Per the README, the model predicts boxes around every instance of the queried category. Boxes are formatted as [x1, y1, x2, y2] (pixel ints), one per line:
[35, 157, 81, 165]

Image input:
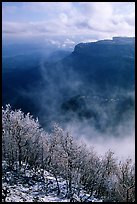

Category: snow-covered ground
[2, 165, 103, 202]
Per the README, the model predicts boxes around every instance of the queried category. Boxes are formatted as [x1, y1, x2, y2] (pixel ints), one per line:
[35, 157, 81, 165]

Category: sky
[2, 2, 135, 46]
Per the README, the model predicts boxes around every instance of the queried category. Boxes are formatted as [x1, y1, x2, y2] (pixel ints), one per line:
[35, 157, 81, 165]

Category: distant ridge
[73, 36, 135, 57]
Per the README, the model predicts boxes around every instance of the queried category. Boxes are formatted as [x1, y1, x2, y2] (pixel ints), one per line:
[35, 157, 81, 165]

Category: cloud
[2, 2, 135, 42]
[65, 118, 135, 161]
[22, 2, 73, 13]
[2, 4, 18, 16]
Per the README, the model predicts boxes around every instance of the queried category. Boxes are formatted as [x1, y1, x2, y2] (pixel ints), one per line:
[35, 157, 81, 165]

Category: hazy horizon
[2, 2, 135, 48]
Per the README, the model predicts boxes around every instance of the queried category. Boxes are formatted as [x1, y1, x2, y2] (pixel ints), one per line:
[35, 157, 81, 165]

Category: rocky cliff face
[63, 37, 135, 94]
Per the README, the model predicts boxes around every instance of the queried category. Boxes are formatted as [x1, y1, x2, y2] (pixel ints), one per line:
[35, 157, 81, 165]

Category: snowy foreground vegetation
[2, 105, 135, 202]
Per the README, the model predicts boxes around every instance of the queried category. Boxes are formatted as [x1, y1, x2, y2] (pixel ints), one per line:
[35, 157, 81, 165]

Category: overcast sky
[2, 2, 135, 46]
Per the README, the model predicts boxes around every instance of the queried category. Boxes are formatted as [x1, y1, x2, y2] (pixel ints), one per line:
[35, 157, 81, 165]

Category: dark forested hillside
[2, 37, 135, 132]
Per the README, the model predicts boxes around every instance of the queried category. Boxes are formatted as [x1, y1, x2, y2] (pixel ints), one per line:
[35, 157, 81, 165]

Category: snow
[3, 175, 69, 202]
[2, 167, 103, 202]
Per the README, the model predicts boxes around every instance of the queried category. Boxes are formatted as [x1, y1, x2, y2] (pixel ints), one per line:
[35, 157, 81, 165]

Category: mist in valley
[37, 55, 135, 161]
[3, 40, 135, 161]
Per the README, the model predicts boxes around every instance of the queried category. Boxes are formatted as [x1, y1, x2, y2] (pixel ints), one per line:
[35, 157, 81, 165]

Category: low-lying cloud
[64, 118, 135, 161]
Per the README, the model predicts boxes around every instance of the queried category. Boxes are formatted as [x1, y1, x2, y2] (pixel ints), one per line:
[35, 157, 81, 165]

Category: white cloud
[2, 2, 135, 41]
[64, 38, 75, 44]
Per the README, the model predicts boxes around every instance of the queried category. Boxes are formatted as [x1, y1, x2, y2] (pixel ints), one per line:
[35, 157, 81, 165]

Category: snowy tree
[2, 105, 18, 167]
[2, 105, 45, 171]
[79, 147, 102, 201]
[58, 130, 91, 200]
[95, 150, 117, 199]
[44, 123, 65, 195]
[115, 159, 135, 202]
[46, 124, 86, 199]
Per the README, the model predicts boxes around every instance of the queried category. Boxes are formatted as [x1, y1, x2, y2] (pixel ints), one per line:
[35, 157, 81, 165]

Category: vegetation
[2, 105, 135, 202]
